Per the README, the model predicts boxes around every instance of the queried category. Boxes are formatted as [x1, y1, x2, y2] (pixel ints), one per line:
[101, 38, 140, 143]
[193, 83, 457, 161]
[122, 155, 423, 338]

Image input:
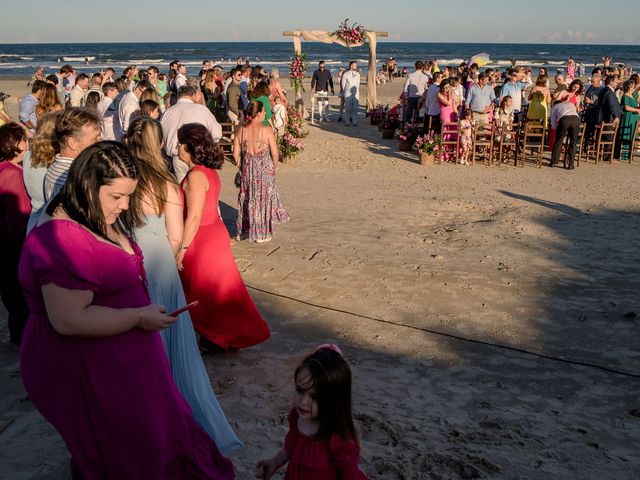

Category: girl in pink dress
[255, 345, 368, 480]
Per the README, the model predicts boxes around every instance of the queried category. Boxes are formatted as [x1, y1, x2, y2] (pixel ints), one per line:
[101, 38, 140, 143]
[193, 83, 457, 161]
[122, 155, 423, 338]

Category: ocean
[1, 42, 639, 77]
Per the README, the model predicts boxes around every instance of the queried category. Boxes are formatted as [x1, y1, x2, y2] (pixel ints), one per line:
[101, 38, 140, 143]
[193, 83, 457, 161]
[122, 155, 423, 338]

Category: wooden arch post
[282, 30, 388, 114]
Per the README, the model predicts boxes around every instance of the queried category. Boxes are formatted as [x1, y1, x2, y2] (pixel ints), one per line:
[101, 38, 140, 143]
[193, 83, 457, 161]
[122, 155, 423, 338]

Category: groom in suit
[598, 75, 622, 159]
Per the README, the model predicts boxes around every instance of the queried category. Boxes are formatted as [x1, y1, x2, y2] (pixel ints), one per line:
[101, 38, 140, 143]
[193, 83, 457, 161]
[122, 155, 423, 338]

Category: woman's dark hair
[250, 80, 271, 99]
[177, 123, 224, 169]
[438, 78, 450, 94]
[295, 347, 358, 443]
[243, 100, 265, 127]
[568, 78, 584, 95]
[46, 141, 140, 241]
[622, 80, 634, 94]
[0, 123, 28, 161]
[84, 91, 101, 111]
[140, 99, 159, 116]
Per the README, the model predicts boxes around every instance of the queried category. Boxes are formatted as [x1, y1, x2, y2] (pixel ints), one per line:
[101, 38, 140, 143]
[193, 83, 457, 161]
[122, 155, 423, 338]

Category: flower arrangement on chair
[332, 19, 368, 46]
[289, 53, 307, 94]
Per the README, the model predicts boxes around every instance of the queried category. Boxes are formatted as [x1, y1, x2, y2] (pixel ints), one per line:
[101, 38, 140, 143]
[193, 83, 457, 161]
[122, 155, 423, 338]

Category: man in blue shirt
[19, 80, 46, 133]
[465, 73, 495, 123]
[500, 68, 532, 123]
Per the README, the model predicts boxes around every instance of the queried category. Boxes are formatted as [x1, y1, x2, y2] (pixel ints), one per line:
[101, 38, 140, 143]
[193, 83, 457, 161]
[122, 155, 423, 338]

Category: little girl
[459, 109, 474, 165]
[255, 345, 368, 479]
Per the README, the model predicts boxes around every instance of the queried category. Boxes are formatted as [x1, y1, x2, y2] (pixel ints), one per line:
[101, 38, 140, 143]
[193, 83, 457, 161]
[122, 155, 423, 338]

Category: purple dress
[18, 220, 235, 479]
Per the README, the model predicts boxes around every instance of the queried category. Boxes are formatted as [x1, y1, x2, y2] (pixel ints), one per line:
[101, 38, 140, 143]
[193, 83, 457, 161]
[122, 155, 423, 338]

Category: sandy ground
[1, 76, 639, 479]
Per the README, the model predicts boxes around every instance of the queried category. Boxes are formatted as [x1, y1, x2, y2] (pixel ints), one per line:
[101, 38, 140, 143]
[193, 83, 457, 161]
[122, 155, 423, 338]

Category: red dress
[180, 166, 270, 349]
[284, 409, 368, 480]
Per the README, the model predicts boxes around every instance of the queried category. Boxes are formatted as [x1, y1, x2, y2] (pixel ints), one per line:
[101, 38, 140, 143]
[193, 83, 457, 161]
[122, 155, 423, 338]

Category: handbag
[234, 171, 242, 188]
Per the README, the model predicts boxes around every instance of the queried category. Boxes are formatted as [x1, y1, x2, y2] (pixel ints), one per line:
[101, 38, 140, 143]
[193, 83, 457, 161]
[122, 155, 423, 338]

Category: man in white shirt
[161, 83, 222, 182]
[174, 64, 187, 90]
[97, 82, 120, 141]
[402, 60, 429, 125]
[118, 79, 150, 135]
[549, 99, 580, 169]
[420, 72, 442, 133]
[69, 74, 89, 107]
[340, 61, 360, 126]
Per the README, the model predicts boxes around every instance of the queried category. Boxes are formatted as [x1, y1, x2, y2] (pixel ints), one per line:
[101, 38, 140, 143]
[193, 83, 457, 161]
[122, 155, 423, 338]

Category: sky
[2, 0, 639, 44]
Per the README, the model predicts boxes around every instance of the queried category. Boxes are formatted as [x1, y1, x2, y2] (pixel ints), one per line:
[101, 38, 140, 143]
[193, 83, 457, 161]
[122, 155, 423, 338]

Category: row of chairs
[432, 119, 636, 167]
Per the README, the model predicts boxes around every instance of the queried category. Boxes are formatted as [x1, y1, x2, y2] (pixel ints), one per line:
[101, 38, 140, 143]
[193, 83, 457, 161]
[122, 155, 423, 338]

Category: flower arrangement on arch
[413, 132, 443, 155]
[278, 106, 309, 158]
[332, 19, 367, 46]
[289, 52, 307, 94]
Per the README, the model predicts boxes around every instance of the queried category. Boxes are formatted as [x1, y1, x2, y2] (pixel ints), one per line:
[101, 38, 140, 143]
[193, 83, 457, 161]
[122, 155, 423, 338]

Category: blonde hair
[140, 88, 160, 104]
[31, 111, 61, 168]
[36, 83, 63, 119]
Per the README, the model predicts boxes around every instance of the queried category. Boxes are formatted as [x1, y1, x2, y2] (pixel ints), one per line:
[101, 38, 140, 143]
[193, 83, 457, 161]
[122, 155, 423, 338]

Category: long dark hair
[295, 347, 358, 443]
[177, 123, 224, 169]
[126, 116, 174, 218]
[46, 141, 140, 242]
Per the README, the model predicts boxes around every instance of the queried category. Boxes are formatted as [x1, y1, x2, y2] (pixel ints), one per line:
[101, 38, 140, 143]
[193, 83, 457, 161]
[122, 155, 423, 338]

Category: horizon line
[1, 40, 639, 47]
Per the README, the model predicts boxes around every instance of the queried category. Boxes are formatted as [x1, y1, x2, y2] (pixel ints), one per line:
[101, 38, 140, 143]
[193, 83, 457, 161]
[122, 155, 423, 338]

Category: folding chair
[471, 122, 494, 166]
[438, 121, 460, 164]
[495, 121, 519, 165]
[517, 121, 546, 168]
[218, 122, 235, 164]
[563, 122, 586, 168]
[594, 122, 618, 164]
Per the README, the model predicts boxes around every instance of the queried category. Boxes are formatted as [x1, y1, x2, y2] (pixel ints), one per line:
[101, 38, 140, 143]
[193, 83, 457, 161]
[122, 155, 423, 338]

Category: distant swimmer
[84, 57, 89, 65]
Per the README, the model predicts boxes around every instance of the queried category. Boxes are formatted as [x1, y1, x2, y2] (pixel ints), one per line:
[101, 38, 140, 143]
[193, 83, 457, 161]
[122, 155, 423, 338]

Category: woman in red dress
[176, 123, 270, 351]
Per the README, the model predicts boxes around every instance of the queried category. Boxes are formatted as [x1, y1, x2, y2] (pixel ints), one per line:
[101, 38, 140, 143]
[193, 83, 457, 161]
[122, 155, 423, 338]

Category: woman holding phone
[126, 117, 242, 455]
[18, 141, 234, 479]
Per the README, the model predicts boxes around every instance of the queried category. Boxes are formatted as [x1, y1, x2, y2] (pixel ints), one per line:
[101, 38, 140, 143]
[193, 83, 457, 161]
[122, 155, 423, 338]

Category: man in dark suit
[598, 75, 621, 123]
[597, 75, 621, 158]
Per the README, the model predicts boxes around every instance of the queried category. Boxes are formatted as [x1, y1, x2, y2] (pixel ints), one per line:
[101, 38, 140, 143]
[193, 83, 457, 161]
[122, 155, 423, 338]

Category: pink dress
[19, 220, 235, 479]
[284, 409, 368, 480]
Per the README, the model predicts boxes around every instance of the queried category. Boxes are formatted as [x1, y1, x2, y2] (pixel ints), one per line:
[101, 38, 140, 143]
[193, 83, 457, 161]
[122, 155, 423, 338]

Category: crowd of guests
[0, 59, 370, 478]
[400, 57, 639, 169]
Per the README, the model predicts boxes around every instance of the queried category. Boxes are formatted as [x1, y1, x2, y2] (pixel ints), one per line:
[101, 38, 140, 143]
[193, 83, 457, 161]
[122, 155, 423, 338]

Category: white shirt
[403, 70, 429, 98]
[160, 98, 223, 158]
[272, 103, 286, 129]
[550, 101, 578, 130]
[340, 70, 360, 100]
[69, 85, 86, 107]
[174, 73, 187, 90]
[44, 155, 74, 202]
[424, 83, 441, 116]
[97, 96, 121, 141]
[118, 91, 139, 133]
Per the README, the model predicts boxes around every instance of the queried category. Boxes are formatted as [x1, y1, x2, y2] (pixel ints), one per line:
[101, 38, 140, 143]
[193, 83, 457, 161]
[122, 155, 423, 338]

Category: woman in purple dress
[0, 123, 31, 344]
[19, 141, 235, 479]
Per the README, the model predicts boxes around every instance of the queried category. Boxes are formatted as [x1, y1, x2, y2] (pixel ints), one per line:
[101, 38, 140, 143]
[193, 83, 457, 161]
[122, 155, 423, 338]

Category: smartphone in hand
[168, 300, 199, 317]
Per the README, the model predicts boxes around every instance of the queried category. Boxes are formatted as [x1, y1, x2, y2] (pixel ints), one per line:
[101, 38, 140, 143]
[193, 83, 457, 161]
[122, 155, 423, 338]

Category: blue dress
[136, 213, 243, 456]
[21, 151, 47, 234]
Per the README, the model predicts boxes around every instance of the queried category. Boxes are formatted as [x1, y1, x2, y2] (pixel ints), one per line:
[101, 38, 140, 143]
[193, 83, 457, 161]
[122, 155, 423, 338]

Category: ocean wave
[128, 59, 164, 64]
[0, 54, 21, 58]
[538, 51, 550, 55]
[435, 59, 466, 65]
[547, 61, 565, 65]
[62, 56, 97, 62]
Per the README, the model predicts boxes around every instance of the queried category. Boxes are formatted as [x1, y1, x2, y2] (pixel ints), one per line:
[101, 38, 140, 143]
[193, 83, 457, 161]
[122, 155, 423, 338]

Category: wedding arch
[282, 26, 389, 112]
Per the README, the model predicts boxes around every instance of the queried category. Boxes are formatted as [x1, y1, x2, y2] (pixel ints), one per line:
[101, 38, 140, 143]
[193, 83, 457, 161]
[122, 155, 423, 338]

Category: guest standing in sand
[341, 61, 361, 126]
[176, 122, 270, 351]
[126, 117, 243, 454]
[43, 107, 102, 201]
[234, 100, 289, 243]
[118, 79, 150, 134]
[35, 83, 63, 119]
[19, 141, 234, 479]
[0, 123, 31, 345]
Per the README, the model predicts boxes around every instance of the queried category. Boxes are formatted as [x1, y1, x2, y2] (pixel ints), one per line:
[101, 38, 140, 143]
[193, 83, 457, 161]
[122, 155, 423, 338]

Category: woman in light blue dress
[126, 116, 242, 456]
[22, 111, 60, 233]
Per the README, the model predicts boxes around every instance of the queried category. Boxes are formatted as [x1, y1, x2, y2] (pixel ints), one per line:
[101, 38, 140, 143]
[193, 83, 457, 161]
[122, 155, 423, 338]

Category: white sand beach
[1, 76, 639, 479]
